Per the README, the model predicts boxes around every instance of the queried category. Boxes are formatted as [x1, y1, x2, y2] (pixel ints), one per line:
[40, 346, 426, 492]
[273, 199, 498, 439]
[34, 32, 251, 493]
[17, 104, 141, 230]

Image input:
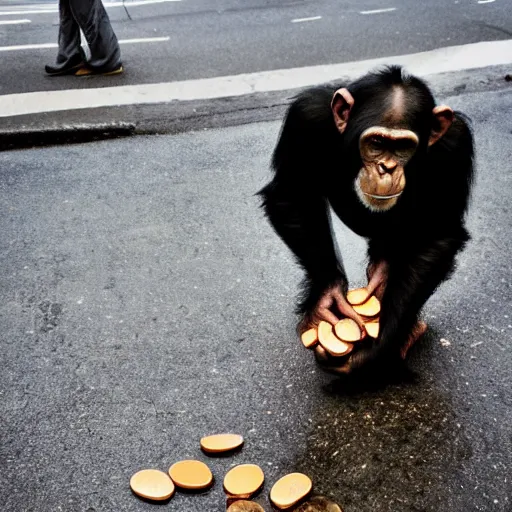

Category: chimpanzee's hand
[314, 341, 383, 375]
[312, 260, 391, 375]
[299, 280, 366, 333]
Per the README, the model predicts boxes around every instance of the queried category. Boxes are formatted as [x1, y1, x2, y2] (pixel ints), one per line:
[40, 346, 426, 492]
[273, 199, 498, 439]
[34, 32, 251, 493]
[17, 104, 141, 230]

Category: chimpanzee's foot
[400, 320, 427, 359]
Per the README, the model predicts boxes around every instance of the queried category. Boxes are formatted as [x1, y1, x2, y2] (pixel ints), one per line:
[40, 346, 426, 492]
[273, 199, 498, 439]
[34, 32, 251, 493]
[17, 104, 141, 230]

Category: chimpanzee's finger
[314, 346, 352, 375]
[337, 346, 381, 373]
[317, 307, 340, 326]
[314, 344, 329, 363]
[332, 291, 365, 330]
[366, 273, 384, 297]
[366, 261, 389, 297]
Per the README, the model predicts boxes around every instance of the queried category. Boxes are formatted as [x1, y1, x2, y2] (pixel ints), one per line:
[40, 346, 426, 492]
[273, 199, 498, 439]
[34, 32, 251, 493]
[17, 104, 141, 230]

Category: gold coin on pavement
[270, 472, 312, 509]
[130, 469, 175, 501]
[200, 433, 244, 454]
[168, 460, 213, 490]
[295, 496, 343, 511]
[223, 464, 264, 498]
[227, 500, 266, 512]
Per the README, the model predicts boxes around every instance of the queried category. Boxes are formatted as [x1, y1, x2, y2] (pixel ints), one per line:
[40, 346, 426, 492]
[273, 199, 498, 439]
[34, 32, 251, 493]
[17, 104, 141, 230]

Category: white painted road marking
[0, 8, 59, 16]
[1, 39, 511, 118]
[0, 43, 56, 52]
[117, 36, 170, 44]
[292, 16, 322, 23]
[477, 0, 495, 3]
[0, 10, 56, 16]
[360, 8, 397, 15]
[0, 19, 31, 25]
[0, 36, 170, 52]
[0, 0, 181, 16]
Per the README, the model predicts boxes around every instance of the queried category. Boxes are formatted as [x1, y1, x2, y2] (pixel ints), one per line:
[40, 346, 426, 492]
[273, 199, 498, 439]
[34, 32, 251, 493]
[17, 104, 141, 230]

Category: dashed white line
[0, 36, 170, 52]
[118, 36, 170, 44]
[0, 19, 31, 25]
[0, 9, 56, 16]
[291, 16, 322, 23]
[360, 8, 397, 15]
[477, 0, 495, 3]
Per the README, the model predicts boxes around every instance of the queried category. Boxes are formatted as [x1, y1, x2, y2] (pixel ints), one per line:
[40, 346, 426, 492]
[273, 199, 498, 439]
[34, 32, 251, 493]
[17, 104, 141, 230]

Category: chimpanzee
[259, 66, 474, 375]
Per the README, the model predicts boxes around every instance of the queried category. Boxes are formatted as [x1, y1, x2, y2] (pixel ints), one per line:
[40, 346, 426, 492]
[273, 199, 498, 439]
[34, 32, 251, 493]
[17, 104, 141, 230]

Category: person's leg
[45, 0, 85, 75]
[71, 0, 122, 74]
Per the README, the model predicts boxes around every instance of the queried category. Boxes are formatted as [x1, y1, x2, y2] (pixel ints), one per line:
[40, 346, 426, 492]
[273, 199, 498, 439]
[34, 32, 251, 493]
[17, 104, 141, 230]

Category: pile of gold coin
[301, 288, 381, 356]
[130, 433, 342, 510]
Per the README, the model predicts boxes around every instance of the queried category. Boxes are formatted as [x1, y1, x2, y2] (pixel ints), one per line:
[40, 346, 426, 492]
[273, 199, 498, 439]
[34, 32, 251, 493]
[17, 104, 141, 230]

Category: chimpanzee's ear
[429, 105, 454, 146]
[331, 88, 354, 134]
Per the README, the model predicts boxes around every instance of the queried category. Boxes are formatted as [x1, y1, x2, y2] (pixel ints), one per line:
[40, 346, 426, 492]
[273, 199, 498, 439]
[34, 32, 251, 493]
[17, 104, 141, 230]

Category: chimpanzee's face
[331, 86, 454, 213]
[354, 127, 419, 212]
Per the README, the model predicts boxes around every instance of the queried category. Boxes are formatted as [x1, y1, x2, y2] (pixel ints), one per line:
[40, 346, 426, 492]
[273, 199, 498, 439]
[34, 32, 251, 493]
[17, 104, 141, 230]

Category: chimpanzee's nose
[379, 160, 398, 174]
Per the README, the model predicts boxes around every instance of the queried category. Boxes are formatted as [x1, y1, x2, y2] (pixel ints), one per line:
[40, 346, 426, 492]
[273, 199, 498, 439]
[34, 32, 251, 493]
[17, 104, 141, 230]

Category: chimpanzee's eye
[368, 137, 385, 152]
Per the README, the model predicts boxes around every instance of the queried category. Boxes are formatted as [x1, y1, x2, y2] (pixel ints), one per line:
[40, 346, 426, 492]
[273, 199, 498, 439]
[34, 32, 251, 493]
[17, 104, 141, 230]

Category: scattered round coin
[168, 460, 213, 490]
[318, 321, 353, 357]
[227, 500, 266, 512]
[224, 464, 265, 498]
[365, 321, 379, 338]
[130, 469, 175, 501]
[301, 327, 319, 349]
[200, 433, 244, 454]
[346, 287, 369, 306]
[270, 472, 313, 509]
[352, 295, 381, 317]
[334, 318, 362, 342]
[295, 496, 343, 512]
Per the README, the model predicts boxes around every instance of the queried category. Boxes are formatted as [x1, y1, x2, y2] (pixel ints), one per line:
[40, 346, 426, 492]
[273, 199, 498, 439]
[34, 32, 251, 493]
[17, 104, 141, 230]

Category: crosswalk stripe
[0, 19, 31, 25]
[0, 36, 169, 52]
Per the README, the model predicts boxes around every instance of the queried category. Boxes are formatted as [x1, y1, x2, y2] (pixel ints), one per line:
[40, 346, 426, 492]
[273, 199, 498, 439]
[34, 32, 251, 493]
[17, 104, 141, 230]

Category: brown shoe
[75, 64, 124, 76]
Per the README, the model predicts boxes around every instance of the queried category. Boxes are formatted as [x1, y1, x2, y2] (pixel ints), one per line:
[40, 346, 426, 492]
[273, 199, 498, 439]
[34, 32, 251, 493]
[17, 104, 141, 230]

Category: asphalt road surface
[1, 78, 511, 511]
[1, 0, 511, 94]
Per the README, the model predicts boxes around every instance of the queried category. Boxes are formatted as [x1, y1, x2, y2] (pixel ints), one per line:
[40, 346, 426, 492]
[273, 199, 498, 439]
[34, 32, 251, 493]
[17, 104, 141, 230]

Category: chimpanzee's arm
[259, 88, 356, 324]
[331, 235, 468, 373]
[329, 113, 475, 373]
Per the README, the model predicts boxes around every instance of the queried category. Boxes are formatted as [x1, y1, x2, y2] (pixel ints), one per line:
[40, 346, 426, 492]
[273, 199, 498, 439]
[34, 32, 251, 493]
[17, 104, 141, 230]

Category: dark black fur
[259, 66, 474, 371]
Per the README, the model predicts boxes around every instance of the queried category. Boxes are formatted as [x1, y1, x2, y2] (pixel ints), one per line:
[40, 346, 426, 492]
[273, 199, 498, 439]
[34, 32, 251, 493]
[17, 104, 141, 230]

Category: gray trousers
[53, 0, 121, 71]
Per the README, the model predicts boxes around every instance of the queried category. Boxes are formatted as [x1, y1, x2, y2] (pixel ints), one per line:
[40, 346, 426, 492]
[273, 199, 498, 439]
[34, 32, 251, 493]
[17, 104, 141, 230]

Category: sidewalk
[1, 84, 511, 511]
[1, 40, 511, 150]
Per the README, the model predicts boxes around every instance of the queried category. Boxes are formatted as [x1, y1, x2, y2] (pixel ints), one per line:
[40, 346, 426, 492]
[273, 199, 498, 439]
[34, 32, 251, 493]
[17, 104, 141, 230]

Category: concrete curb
[0, 64, 510, 151]
[0, 121, 135, 151]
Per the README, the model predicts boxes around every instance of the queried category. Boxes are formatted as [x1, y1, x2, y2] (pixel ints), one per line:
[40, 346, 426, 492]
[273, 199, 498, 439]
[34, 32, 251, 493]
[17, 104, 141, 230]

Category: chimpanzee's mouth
[363, 191, 403, 200]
